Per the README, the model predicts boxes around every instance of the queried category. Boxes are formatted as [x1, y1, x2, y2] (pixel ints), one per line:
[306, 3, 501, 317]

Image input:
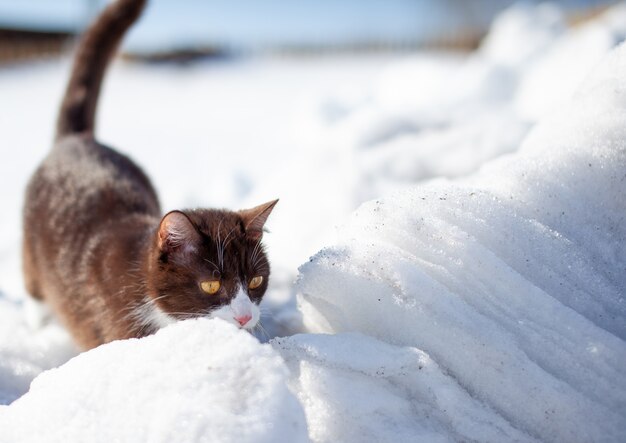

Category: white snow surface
[0, 319, 309, 443]
[299, 33, 626, 443]
[274, 332, 536, 443]
[0, 3, 625, 442]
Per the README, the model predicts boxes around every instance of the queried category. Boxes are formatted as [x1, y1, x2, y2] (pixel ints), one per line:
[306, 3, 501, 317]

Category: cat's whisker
[121, 291, 176, 331]
[216, 219, 224, 270]
[252, 258, 266, 270]
[255, 322, 271, 341]
[250, 241, 264, 267]
[222, 225, 237, 251]
[168, 311, 222, 321]
[150, 293, 172, 303]
[203, 258, 220, 271]
[250, 241, 260, 263]
[217, 224, 238, 270]
[118, 291, 151, 316]
[252, 250, 268, 270]
[259, 312, 275, 324]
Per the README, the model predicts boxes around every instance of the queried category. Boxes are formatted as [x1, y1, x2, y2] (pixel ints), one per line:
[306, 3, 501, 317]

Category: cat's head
[145, 199, 278, 331]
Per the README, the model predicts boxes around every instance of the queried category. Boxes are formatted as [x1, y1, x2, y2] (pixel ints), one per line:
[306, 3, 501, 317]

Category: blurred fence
[0, 28, 71, 64]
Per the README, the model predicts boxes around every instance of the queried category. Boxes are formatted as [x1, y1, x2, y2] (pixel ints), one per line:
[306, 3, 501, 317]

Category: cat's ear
[239, 199, 278, 241]
[157, 211, 200, 254]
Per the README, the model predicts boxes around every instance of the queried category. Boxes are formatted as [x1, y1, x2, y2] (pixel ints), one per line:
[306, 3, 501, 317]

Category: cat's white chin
[143, 289, 260, 332]
[208, 289, 260, 330]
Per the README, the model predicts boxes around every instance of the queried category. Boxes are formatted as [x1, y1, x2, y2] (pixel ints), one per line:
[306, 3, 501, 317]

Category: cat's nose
[235, 314, 252, 327]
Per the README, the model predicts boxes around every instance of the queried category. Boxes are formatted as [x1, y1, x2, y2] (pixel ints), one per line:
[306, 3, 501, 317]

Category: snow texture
[298, 36, 626, 443]
[0, 298, 76, 405]
[0, 2, 626, 443]
[274, 333, 535, 443]
[0, 319, 309, 443]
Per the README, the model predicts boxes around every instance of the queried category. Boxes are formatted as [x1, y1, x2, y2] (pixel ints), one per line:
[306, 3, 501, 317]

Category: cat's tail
[56, 0, 146, 139]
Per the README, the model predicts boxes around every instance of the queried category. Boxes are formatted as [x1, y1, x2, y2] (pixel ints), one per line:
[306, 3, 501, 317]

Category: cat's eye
[249, 276, 263, 289]
[201, 280, 221, 295]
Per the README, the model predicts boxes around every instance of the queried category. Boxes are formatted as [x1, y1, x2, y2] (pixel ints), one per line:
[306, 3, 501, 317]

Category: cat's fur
[22, 0, 277, 350]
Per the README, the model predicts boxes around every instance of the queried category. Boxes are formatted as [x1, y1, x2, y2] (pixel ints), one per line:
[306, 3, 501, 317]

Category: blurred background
[0, 0, 619, 63]
[0, 0, 625, 343]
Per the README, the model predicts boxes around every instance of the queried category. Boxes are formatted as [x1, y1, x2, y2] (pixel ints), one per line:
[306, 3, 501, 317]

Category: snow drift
[0, 319, 309, 443]
[0, 3, 625, 443]
[274, 332, 534, 443]
[305, 2, 626, 203]
[298, 42, 626, 442]
[0, 298, 76, 405]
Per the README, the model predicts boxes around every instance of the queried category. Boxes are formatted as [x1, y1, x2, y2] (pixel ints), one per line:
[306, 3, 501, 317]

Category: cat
[22, 0, 278, 350]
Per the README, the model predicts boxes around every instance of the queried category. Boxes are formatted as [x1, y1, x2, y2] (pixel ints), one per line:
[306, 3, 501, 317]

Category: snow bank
[298, 2, 626, 207]
[479, 3, 565, 67]
[0, 319, 309, 443]
[273, 333, 535, 443]
[515, 3, 626, 119]
[0, 297, 77, 405]
[297, 42, 626, 443]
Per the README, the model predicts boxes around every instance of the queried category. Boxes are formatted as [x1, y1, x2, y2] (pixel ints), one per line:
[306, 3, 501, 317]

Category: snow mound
[273, 333, 534, 443]
[480, 3, 565, 67]
[297, 43, 626, 442]
[301, 2, 626, 207]
[0, 319, 309, 443]
[0, 297, 77, 405]
[515, 2, 626, 119]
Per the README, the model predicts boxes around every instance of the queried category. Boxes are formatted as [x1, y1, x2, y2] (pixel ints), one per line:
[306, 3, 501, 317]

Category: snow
[0, 298, 76, 405]
[274, 333, 534, 443]
[1, 2, 626, 442]
[298, 20, 626, 442]
[0, 319, 309, 443]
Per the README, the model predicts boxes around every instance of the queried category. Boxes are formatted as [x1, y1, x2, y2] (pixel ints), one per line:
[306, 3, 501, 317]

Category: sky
[0, 0, 432, 51]
[0, 0, 617, 51]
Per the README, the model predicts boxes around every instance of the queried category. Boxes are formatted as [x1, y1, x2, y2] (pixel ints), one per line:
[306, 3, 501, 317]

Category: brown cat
[22, 0, 278, 350]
